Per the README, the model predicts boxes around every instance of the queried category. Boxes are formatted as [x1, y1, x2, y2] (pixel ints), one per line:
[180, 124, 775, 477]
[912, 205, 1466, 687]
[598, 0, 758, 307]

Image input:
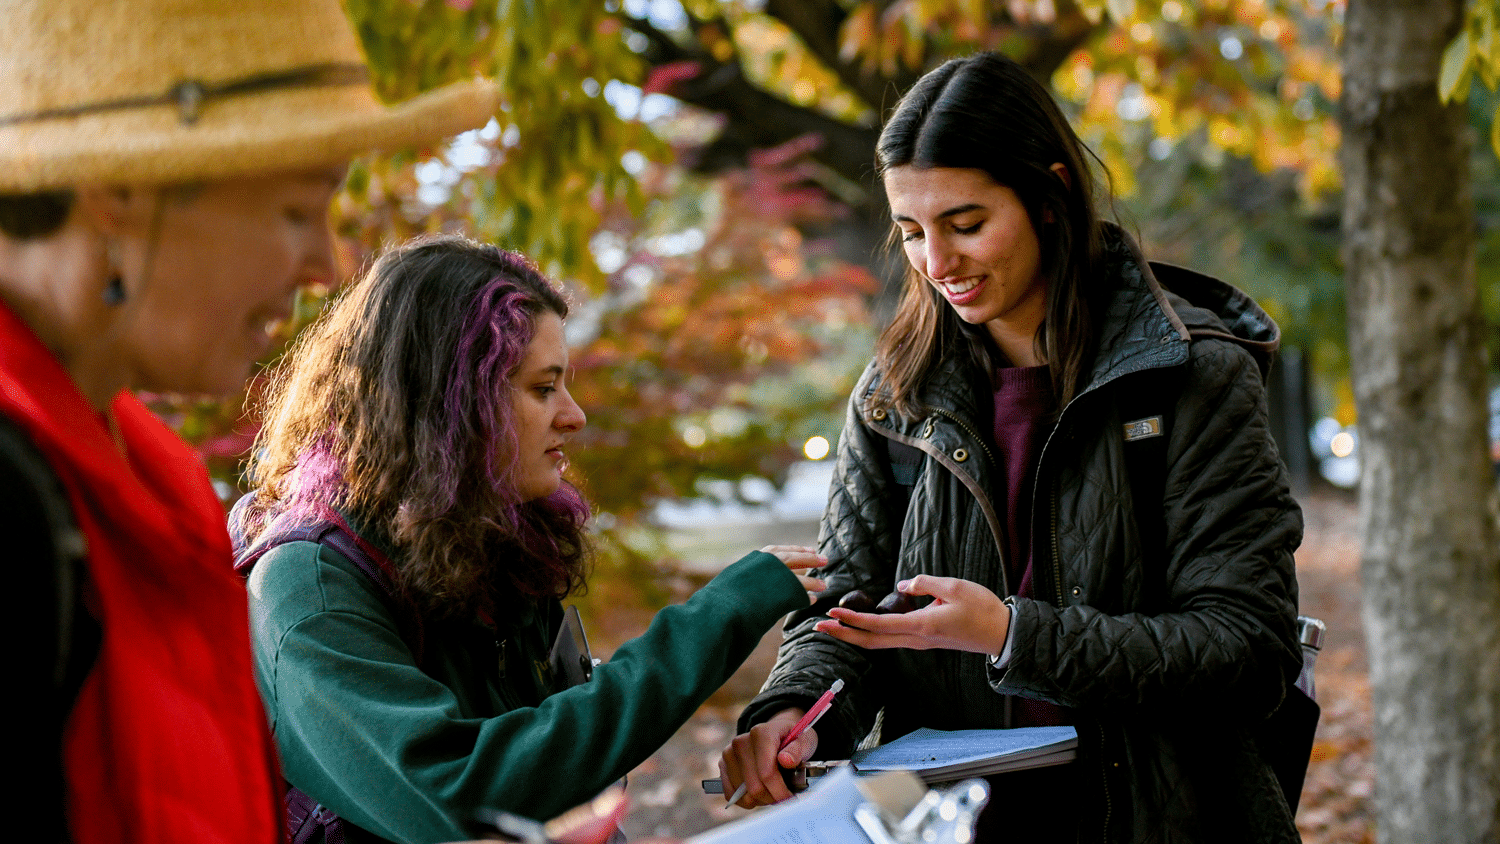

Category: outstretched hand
[759, 545, 828, 604]
[815, 574, 1010, 655]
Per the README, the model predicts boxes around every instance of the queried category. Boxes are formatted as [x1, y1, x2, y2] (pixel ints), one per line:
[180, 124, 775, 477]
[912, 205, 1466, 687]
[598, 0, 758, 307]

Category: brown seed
[838, 589, 880, 614]
[876, 590, 922, 614]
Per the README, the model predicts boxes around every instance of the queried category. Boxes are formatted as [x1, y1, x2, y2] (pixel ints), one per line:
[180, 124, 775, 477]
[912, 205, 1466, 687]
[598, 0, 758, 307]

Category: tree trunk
[1340, 1, 1500, 841]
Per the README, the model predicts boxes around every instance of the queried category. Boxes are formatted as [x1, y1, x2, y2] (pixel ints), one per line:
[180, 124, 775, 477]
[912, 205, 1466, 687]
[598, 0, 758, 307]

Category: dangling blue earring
[102, 275, 126, 306]
[102, 241, 126, 306]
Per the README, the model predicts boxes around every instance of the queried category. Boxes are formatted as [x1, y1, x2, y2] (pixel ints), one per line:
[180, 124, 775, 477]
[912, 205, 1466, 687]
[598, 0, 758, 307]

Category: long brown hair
[237, 235, 591, 619]
[872, 52, 1108, 418]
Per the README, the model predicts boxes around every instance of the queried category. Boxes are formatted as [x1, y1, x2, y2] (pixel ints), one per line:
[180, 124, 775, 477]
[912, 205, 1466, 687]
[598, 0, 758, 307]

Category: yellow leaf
[1481, 55, 1500, 91]
[838, 3, 877, 63]
[901, 13, 925, 69]
[1479, 16, 1498, 70]
[1439, 30, 1473, 103]
[961, 0, 986, 28]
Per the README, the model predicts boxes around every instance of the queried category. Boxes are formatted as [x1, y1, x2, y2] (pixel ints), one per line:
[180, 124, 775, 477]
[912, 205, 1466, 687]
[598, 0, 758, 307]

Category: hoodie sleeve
[248, 542, 807, 843]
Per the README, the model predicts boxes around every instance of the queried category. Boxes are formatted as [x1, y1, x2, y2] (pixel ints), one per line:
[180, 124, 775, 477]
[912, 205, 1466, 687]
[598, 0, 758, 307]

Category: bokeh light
[803, 436, 830, 460]
[1330, 431, 1355, 459]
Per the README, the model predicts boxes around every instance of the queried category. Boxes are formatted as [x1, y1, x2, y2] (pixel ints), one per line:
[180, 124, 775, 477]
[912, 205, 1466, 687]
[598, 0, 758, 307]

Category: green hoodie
[247, 537, 804, 843]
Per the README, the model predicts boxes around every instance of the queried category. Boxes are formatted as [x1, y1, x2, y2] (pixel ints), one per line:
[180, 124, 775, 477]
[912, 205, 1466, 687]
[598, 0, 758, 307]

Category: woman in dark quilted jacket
[719, 52, 1305, 843]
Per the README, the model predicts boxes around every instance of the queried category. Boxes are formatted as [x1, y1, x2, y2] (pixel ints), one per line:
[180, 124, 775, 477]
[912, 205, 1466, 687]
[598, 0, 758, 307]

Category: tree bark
[1340, 1, 1500, 841]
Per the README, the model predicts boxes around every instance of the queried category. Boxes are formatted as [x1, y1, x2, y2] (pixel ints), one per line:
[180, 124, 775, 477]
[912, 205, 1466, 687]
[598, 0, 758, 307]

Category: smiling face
[508, 311, 586, 502]
[885, 165, 1049, 364]
[109, 168, 344, 396]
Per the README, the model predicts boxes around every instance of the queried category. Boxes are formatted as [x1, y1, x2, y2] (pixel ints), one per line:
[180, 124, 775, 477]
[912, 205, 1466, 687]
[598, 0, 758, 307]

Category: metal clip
[854, 776, 990, 844]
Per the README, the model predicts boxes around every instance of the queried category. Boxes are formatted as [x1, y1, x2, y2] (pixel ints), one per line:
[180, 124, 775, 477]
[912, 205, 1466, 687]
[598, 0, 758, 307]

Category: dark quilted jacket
[744, 228, 1304, 843]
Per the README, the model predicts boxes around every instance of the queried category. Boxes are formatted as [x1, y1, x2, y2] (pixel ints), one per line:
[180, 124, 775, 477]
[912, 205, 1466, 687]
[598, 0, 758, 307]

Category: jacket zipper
[870, 409, 1011, 725]
[928, 405, 1018, 727]
[1041, 407, 1108, 839]
[868, 411, 1008, 596]
[925, 406, 1013, 599]
[1098, 722, 1113, 842]
[1050, 477, 1064, 608]
[494, 635, 528, 711]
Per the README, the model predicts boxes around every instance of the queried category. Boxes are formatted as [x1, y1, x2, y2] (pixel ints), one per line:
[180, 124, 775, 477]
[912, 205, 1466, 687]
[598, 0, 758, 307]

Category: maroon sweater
[991, 364, 1069, 728]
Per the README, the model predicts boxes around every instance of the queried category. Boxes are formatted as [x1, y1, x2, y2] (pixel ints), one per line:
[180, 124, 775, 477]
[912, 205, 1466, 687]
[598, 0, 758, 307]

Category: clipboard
[547, 604, 594, 690]
[689, 767, 989, 844]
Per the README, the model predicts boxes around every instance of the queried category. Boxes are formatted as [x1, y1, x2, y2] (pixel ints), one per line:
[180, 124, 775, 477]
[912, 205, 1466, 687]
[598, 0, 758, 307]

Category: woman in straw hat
[0, 1, 494, 841]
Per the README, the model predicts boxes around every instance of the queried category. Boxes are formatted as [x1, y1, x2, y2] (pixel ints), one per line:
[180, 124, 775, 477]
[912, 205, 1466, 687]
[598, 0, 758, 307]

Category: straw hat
[0, 0, 498, 192]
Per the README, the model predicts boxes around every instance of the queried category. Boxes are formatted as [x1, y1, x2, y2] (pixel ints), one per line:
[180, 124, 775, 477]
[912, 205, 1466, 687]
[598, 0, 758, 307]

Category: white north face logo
[1123, 416, 1164, 441]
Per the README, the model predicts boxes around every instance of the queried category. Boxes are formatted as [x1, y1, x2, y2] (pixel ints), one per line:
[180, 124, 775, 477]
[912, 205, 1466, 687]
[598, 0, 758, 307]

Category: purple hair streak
[242, 235, 593, 616]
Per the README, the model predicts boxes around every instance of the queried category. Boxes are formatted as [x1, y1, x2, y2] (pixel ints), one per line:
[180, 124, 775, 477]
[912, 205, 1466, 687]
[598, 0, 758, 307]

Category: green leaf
[1440, 29, 1473, 103]
[1490, 103, 1500, 159]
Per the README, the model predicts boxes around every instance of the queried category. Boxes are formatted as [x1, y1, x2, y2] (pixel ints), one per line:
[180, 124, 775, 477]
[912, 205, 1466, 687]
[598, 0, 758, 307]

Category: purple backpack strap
[314, 512, 426, 663]
[232, 497, 424, 661]
[286, 785, 345, 844]
[231, 494, 424, 843]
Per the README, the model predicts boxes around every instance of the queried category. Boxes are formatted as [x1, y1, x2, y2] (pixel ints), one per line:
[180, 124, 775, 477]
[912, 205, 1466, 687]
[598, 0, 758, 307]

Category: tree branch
[617, 2, 1096, 216]
[674, 62, 881, 191]
[622, 8, 880, 195]
[620, 13, 694, 65]
[1010, 11, 1101, 82]
[763, 0, 920, 114]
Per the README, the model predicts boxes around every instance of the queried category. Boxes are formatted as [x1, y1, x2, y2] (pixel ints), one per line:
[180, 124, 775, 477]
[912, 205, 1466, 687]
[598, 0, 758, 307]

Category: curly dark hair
[237, 234, 591, 619]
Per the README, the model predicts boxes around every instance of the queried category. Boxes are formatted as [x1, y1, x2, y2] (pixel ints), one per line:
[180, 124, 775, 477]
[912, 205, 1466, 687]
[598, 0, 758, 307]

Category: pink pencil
[778, 678, 845, 752]
[725, 678, 845, 804]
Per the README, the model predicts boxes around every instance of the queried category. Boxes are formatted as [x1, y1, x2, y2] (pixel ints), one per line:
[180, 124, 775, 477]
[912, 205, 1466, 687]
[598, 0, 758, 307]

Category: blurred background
[144, 2, 1499, 840]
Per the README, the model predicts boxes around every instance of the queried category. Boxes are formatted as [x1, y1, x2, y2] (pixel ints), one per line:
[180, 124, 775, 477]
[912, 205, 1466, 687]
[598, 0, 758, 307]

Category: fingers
[796, 575, 827, 603]
[762, 546, 828, 604]
[825, 606, 926, 636]
[815, 577, 1009, 654]
[760, 545, 828, 571]
[546, 788, 629, 844]
[893, 573, 962, 599]
[718, 709, 807, 808]
[775, 724, 819, 772]
[814, 613, 925, 650]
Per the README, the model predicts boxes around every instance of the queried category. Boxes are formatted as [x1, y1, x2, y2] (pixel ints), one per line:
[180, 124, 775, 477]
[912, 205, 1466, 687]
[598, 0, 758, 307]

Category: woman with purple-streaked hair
[232, 234, 825, 844]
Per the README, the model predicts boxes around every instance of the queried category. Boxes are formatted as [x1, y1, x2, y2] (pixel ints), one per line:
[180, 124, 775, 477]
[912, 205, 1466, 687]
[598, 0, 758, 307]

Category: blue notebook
[849, 726, 1078, 781]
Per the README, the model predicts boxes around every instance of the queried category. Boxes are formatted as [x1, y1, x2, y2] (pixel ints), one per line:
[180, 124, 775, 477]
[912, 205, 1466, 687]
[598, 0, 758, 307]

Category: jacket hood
[1095, 223, 1281, 386]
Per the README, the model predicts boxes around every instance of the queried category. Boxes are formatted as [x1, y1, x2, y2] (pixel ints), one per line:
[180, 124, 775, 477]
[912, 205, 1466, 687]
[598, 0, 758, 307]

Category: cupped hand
[718, 707, 819, 808]
[815, 574, 1010, 655]
[546, 787, 629, 844]
[759, 545, 828, 603]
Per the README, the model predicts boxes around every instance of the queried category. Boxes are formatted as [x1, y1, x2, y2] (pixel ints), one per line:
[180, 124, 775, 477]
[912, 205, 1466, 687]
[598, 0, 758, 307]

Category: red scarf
[0, 302, 283, 843]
